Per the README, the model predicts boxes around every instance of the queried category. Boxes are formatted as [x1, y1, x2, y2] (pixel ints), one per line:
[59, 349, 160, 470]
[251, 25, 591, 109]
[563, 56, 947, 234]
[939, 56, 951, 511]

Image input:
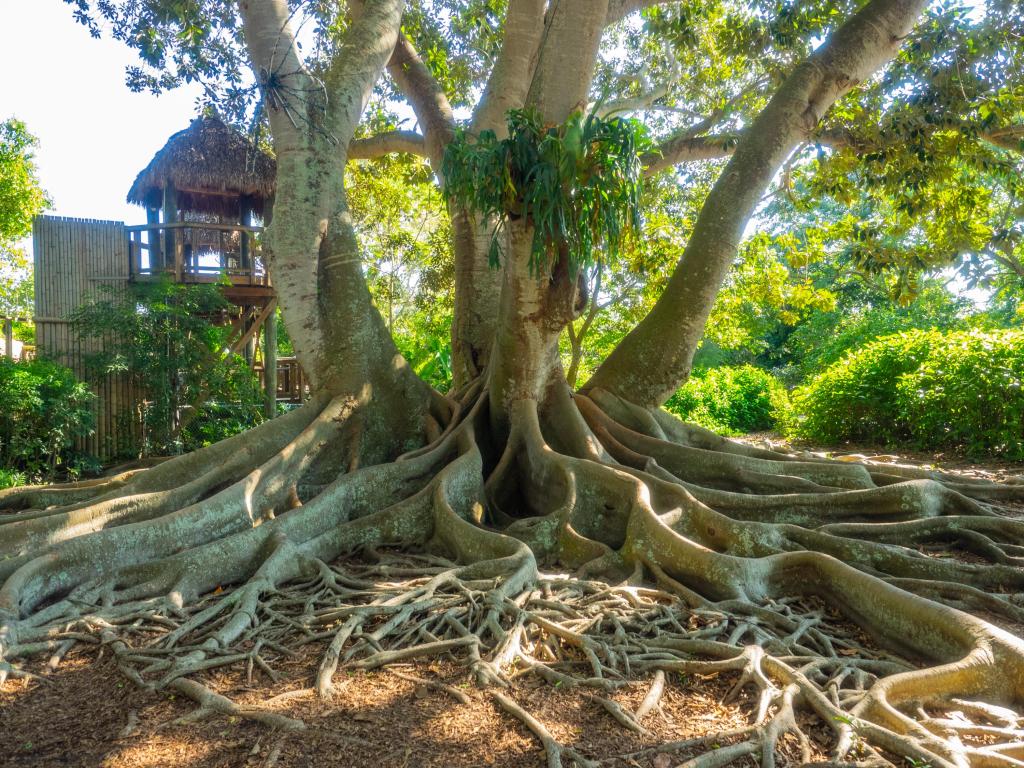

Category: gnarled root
[2, 381, 1023, 768]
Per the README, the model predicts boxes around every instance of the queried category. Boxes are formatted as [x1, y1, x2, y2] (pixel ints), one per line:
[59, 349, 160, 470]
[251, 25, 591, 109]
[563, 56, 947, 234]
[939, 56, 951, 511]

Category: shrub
[666, 365, 788, 436]
[785, 330, 938, 445]
[73, 278, 265, 456]
[787, 329, 1024, 458]
[782, 284, 970, 383]
[895, 331, 1024, 458]
[0, 467, 26, 490]
[0, 357, 95, 481]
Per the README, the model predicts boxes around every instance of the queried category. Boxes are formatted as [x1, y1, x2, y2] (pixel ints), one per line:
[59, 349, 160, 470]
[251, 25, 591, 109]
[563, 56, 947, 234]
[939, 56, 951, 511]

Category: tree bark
[586, 0, 930, 407]
[240, 0, 433, 457]
[450, 0, 549, 389]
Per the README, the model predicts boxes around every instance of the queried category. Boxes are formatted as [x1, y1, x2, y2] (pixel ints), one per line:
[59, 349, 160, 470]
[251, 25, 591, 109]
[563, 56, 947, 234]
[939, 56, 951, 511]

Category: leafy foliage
[665, 365, 788, 436]
[0, 358, 95, 483]
[71, 278, 265, 456]
[788, 329, 1024, 458]
[896, 331, 1024, 458]
[0, 118, 49, 317]
[780, 282, 972, 383]
[348, 156, 455, 391]
[443, 109, 652, 275]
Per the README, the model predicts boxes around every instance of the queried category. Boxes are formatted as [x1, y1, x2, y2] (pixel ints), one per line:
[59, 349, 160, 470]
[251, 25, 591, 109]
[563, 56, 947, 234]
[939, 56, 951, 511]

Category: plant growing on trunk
[3, 1, 1024, 766]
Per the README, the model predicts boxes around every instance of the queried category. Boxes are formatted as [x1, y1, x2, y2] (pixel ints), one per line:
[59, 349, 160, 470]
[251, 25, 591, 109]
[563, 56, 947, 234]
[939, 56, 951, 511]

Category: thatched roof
[127, 116, 276, 219]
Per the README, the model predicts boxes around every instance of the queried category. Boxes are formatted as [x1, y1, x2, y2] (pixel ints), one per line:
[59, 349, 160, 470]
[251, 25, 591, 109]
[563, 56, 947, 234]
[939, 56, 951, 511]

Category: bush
[0, 358, 95, 481]
[0, 467, 26, 490]
[73, 278, 266, 456]
[665, 365, 788, 436]
[895, 331, 1024, 457]
[785, 330, 938, 445]
[787, 329, 1024, 458]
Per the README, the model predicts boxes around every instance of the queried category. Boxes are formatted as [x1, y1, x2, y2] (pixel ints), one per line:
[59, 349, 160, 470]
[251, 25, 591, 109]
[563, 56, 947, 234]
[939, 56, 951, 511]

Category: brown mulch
[0, 644, 805, 768]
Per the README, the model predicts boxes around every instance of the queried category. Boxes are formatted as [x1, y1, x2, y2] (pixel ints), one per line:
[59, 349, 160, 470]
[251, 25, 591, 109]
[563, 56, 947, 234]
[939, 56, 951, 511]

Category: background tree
[0, 118, 49, 320]
[2, 3, 1024, 766]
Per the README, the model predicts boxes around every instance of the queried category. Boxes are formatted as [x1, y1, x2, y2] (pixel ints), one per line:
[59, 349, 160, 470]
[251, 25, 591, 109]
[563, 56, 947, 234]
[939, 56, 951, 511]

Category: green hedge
[787, 329, 1024, 458]
[0, 358, 95, 485]
[666, 364, 788, 436]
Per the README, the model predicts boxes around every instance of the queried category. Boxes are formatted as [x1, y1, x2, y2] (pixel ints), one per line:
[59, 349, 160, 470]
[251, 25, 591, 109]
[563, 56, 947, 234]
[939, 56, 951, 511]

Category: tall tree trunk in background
[484, 0, 609, 425]
[451, 0, 547, 388]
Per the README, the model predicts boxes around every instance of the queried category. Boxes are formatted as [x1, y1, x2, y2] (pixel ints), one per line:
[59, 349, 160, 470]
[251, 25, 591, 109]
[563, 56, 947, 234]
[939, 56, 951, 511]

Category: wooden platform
[126, 222, 274, 305]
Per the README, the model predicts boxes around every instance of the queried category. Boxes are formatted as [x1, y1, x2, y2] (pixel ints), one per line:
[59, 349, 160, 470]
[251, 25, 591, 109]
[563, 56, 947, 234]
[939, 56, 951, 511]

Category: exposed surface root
[2, 384, 1023, 767]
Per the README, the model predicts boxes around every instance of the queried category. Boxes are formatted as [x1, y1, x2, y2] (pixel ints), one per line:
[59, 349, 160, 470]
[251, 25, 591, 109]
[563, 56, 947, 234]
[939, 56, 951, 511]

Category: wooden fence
[33, 215, 138, 460]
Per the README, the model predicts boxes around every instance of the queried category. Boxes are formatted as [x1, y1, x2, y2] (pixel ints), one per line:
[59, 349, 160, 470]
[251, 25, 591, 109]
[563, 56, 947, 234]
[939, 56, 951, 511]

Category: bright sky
[1, 1, 205, 225]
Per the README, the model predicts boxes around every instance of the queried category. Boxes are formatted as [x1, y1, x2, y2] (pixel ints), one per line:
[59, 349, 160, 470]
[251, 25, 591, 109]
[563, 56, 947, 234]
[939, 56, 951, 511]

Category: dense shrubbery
[665, 365, 788, 436]
[0, 358, 95, 485]
[787, 330, 1024, 458]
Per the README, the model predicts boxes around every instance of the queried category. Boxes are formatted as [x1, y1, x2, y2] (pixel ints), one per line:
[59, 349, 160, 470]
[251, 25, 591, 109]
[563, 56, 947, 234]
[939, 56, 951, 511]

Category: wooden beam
[263, 308, 277, 418]
[228, 298, 277, 357]
[162, 180, 177, 272]
[125, 222, 263, 234]
[146, 206, 162, 268]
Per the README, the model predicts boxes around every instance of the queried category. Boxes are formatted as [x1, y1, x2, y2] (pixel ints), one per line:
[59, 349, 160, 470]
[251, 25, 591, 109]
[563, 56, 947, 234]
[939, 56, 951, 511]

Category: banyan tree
[3, 1, 1024, 766]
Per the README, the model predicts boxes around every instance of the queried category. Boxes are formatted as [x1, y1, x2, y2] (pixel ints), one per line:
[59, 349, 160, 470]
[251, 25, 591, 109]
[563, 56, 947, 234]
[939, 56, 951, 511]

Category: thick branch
[605, 0, 673, 26]
[471, 0, 547, 137]
[240, 0, 419, 399]
[526, 0, 610, 121]
[387, 33, 456, 168]
[644, 133, 737, 174]
[348, 130, 426, 159]
[587, 0, 929, 406]
[452, 0, 546, 389]
[984, 125, 1024, 153]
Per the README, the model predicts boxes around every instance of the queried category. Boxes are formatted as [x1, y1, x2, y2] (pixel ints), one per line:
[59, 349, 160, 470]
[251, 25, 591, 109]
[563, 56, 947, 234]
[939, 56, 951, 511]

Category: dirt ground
[1, 645, 810, 768]
[3, 445, 1021, 768]
[744, 434, 1024, 482]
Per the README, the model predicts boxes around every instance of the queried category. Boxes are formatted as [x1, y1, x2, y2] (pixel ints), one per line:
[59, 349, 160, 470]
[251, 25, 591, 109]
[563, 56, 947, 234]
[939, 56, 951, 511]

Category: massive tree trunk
[3, 2, 1024, 766]
[240, 0, 435, 461]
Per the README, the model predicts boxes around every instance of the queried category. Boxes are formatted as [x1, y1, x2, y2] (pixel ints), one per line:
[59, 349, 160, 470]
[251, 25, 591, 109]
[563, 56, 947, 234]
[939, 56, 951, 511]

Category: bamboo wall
[33, 215, 137, 460]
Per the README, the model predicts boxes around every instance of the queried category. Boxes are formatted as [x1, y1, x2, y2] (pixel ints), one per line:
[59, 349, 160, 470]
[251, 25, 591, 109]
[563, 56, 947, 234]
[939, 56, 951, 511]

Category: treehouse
[125, 115, 276, 306]
[32, 117, 303, 461]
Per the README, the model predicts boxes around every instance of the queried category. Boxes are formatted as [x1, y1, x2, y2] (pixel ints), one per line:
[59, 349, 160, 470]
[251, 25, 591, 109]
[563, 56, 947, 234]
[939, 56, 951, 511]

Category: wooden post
[243, 307, 256, 366]
[146, 205, 161, 270]
[174, 233, 184, 282]
[162, 180, 177, 274]
[263, 306, 277, 419]
[240, 197, 252, 273]
[3, 318, 12, 360]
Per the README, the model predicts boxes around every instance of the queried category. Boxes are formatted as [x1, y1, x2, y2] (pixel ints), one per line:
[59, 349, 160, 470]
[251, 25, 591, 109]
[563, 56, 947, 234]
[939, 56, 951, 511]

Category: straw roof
[127, 116, 276, 219]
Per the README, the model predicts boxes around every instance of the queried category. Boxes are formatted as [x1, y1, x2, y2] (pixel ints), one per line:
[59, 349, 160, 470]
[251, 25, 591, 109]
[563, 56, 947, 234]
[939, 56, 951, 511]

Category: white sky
[1, 1, 205, 225]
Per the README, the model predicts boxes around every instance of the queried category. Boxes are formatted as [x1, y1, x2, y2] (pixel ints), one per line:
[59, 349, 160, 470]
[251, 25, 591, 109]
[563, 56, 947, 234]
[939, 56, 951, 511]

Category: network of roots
[1, 383, 1023, 768]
